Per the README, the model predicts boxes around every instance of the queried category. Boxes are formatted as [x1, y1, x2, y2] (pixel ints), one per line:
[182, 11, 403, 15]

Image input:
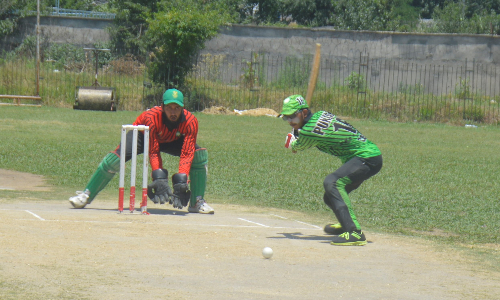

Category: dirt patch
[1, 169, 500, 299]
[0, 169, 51, 192]
[202, 106, 279, 117]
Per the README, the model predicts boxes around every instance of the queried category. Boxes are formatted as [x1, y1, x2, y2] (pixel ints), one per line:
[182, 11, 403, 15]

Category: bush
[345, 71, 365, 90]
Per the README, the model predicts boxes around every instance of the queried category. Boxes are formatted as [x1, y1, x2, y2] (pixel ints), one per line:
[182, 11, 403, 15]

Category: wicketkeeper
[281, 95, 382, 245]
[69, 88, 214, 214]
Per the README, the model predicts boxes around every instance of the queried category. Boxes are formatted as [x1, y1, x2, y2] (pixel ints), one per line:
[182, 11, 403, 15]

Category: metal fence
[1, 46, 500, 124]
[49, 7, 116, 19]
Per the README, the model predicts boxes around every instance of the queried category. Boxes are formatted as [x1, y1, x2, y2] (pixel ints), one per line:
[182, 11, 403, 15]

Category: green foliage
[272, 56, 310, 89]
[463, 106, 484, 122]
[251, 0, 283, 24]
[429, 1, 500, 34]
[281, 0, 333, 27]
[145, 0, 233, 87]
[418, 106, 435, 121]
[240, 52, 264, 88]
[455, 77, 471, 99]
[107, 0, 158, 53]
[345, 71, 365, 90]
[330, 0, 412, 31]
[58, 0, 93, 10]
[399, 82, 424, 94]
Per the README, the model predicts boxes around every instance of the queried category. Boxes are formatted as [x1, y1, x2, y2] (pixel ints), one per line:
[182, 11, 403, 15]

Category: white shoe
[188, 198, 214, 214]
[69, 190, 90, 209]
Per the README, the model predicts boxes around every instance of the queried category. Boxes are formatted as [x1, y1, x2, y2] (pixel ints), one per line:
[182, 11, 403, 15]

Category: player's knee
[101, 153, 120, 173]
[323, 173, 340, 191]
[191, 148, 208, 169]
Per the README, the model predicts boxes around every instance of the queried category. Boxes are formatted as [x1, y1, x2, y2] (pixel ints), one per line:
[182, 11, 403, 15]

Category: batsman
[281, 95, 382, 245]
[69, 88, 214, 214]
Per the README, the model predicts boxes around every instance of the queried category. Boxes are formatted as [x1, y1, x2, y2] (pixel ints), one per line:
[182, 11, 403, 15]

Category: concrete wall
[3, 18, 500, 65]
[206, 25, 500, 65]
[3, 18, 500, 96]
[1, 16, 113, 48]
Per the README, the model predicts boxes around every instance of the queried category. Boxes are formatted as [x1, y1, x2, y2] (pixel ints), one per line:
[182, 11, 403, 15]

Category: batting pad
[85, 152, 120, 202]
[189, 148, 208, 207]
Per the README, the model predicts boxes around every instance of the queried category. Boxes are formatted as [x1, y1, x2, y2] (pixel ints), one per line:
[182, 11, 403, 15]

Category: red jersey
[133, 106, 198, 174]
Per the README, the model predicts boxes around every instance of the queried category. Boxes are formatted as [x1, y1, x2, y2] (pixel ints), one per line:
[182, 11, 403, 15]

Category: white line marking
[0, 187, 15, 190]
[270, 213, 321, 229]
[238, 218, 270, 227]
[13, 219, 318, 230]
[295, 220, 322, 229]
[25, 210, 45, 221]
[269, 214, 287, 219]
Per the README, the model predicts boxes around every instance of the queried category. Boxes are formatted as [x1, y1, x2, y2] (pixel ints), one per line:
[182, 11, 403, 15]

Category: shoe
[331, 231, 367, 246]
[188, 198, 214, 214]
[69, 190, 90, 209]
[324, 223, 344, 235]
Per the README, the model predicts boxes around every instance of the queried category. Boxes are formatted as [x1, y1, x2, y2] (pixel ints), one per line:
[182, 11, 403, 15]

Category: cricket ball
[262, 247, 273, 259]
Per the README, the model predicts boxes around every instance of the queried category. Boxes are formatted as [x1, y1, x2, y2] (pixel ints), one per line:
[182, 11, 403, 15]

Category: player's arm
[170, 115, 197, 208]
[290, 131, 318, 152]
[178, 118, 198, 175]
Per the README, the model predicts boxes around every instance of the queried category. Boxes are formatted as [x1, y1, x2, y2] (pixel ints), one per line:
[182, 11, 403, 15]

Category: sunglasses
[282, 110, 303, 122]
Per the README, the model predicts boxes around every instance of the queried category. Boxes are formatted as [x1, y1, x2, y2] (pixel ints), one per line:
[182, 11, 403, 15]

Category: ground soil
[202, 106, 279, 117]
[1, 169, 499, 300]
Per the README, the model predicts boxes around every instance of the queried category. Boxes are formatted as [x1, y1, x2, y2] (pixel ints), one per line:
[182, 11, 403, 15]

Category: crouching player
[281, 95, 382, 245]
[69, 88, 214, 214]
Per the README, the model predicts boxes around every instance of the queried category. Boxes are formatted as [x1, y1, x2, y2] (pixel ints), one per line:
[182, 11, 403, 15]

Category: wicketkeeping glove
[285, 129, 299, 148]
[147, 169, 172, 204]
[171, 173, 191, 209]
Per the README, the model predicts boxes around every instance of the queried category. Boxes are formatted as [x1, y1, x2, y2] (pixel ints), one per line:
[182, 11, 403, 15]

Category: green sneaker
[324, 223, 344, 235]
[331, 231, 367, 246]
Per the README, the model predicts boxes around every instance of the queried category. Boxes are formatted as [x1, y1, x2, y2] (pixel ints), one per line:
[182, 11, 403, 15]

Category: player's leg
[187, 148, 214, 214]
[69, 131, 145, 208]
[323, 155, 382, 245]
[159, 141, 214, 213]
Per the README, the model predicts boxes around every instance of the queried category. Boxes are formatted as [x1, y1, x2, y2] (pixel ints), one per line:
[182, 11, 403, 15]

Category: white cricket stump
[118, 125, 149, 214]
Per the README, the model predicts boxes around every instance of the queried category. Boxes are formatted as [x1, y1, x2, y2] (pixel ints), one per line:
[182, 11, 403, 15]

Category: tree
[145, 0, 233, 87]
[330, 0, 393, 31]
[58, 0, 93, 10]
[281, 0, 333, 26]
[330, 0, 421, 31]
[410, 0, 448, 19]
[431, 1, 500, 34]
[0, 0, 40, 39]
[248, 0, 283, 24]
[107, 0, 159, 53]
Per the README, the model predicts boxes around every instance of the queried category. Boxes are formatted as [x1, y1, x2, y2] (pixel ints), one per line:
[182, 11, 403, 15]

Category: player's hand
[147, 169, 172, 204]
[172, 173, 191, 209]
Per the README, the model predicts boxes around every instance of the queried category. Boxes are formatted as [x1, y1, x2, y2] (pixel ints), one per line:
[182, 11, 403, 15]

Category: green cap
[163, 89, 184, 107]
[280, 95, 308, 115]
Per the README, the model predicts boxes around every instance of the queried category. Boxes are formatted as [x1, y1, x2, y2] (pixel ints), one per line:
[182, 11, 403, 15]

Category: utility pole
[36, 0, 40, 96]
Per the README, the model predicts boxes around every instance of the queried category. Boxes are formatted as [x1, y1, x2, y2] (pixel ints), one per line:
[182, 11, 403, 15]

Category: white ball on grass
[262, 247, 273, 259]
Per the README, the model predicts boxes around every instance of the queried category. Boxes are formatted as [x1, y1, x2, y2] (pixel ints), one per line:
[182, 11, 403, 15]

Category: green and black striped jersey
[290, 111, 381, 163]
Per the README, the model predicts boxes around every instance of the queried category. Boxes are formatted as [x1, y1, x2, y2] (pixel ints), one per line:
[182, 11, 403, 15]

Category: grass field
[1, 106, 499, 265]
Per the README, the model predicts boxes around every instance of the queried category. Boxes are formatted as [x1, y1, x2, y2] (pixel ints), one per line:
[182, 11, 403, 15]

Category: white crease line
[294, 220, 322, 229]
[25, 210, 45, 221]
[13, 218, 320, 230]
[270, 213, 321, 229]
[15, 219, 132, 224]
[238, 218, 270, 227]
[269, 214, 287, 219]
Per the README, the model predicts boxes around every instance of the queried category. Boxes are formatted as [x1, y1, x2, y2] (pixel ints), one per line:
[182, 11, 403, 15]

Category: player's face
[163, 103, 183, 122]
[283, 109, 305, 130]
